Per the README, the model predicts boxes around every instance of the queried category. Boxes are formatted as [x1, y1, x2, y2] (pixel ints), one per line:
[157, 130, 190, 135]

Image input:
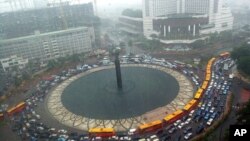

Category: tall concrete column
[193, 24, 196, 36]
[164, 25, 166, 37]
[168, 25, 171, 33]
[114, 48, 122, 90]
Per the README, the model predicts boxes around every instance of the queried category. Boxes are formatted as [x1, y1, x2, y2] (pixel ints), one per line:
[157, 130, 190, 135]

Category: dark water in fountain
[61, 67, 179, 119]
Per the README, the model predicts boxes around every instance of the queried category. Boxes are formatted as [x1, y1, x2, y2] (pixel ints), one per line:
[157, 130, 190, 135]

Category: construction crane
[48, 0, 68, 29]
[5, 0, 15, 11]
[5, 0, 28, 11]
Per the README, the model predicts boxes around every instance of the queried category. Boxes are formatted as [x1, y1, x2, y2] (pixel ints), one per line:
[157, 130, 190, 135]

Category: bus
[7, 102, 26, 116]
[0, 113, 4, 121]
[219, 52, 230, 58]
[194, 92, 202, 100]
[138, 120, 162, 134]
[164, 110, 184, 124]
[205, 73, 211, 81]
[183, 99, 198, 112]
[201, 81, 209, 89]
[88, 128, 115, 138]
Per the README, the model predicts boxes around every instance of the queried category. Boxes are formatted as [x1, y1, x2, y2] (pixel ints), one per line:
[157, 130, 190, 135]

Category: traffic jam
[0, 52, 233, 141]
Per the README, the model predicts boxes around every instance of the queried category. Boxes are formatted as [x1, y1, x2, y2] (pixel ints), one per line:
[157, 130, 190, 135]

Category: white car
[58, 129, 67, 134]
[189, 110, 195, 117]
[150, 135, 159, 140]
[35, 114, 40, 119]
[208, 101, 212, 107]
[48, 128, 56, 132]
[185, 118, 192, 125]
[207, 118, 214, 125]
[59, 134, 69, 139]
[209, 107, 215, 113]
[174, 120, 181, 126]
[178, 122, 186, 129]
[184, 133, 193, 140]
[201, 104, 206, 110]
[128, 128, 136, 135]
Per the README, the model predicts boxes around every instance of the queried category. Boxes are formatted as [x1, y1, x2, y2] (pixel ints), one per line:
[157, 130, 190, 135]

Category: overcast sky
[0, 0, 142, 13]
[0, 0, 249, 13]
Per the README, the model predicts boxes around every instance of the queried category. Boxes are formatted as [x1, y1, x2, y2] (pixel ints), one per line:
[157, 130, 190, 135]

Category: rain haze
[1, 0, 250, 141]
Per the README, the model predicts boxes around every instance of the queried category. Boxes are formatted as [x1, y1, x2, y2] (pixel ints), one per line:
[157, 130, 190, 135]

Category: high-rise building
[33, 0, 48, 9]
[0, 27, 94, 62]
[142, 0, 234, 40]
[0, 2, 95, 39]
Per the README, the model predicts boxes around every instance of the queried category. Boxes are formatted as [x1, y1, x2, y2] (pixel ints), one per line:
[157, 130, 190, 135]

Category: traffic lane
[209, 78, 241, 140]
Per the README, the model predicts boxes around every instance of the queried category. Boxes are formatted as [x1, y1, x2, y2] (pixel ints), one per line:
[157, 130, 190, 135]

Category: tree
[237, 57, 250, 76]
[119, 42, 126, 47]
[47, 60, 58, 69]
[121, 9, 142, 18]
[190, 40, 206, 49]
[128, 40, 133, 47]
[242, 24, 250, 31]
[231, 44, 250, 60]
[150, 34, 158, 39]
[231, 44, 250, 76]
[237, 99, 250, 124]
[14, 76, 22, 87]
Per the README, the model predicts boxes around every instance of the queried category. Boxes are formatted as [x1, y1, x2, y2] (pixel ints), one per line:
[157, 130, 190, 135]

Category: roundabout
[47, 64, 194, 131]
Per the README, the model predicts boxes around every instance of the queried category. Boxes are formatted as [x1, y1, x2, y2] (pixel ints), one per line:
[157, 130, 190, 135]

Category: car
[201, 104, 206, 110]
[35, 114, 40, 119]
[183, 126, 192, 134]
[211, 112, 218, 119]
[207, 118, 214, 125]
[209, 107, 215, 113]
[162, 135, 171, 141]
[208, 94, 212, 99]
[165, 124, 174, 131]
[168, 127, 176, 134]
[220, 102, 224, 107]
[58, 129, 67, 134]
[208, 101, 212, 107]
[204, 113, 210, 120]
[185, 118, 192, 125]
[217, 96, 221, 101]
[217, 84, 221, 89]
[196, 109, 202, 116]
[196, 124, 204, 134]
[178, 122, 185, 129]
[189, 110, 195, 117]
[198, 102, 202, 107]
[214, 101, 218, 107]
[48, 128, 56, 133]
[150, 135, 158, 140]
[184, 133, 193, 140]
[182, 115, 188, 121]
[195, 116, 202, 122]
[174, 120, 181, 126]
[201, 111, 206, 116]
[59, 134, 69, 139]
[175, 135, 182, 141]
[214, 82, 217, 87]
[128, 128, 136, 135]
[205, 107, 210, 112]
[36, 126, 44, 131]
